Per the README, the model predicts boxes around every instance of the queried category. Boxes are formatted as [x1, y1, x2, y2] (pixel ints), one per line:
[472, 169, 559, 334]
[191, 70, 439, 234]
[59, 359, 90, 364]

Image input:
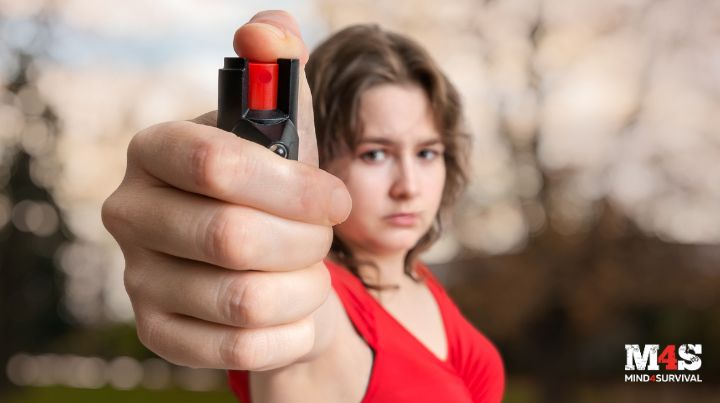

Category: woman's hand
[101, 10, 351, 371]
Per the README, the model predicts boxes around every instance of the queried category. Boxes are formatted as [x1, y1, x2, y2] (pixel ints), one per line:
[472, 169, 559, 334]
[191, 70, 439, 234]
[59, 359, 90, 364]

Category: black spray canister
[217, 57, 300, 160]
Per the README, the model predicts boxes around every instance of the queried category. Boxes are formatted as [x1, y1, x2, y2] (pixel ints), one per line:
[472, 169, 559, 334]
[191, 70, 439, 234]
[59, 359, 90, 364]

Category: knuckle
[122, 265, 142, 300]
[127, 122, 164, 164]
[134, 316, 152, 346]
[233, 277, 266, 326]
[189, 136, 225, 192]
[100, 193, 121, 235]
[101, 192, 132, 241]
[219, 330, 264, 370]
[122, 256, 150, 302]
[203, 207, 251, 267]
[126, 128, 148, 161]
[220, 275, 265, 327]
[219, 320, 314, 370]
[189, 135, 258, 199]
[135, 313, 166, 353]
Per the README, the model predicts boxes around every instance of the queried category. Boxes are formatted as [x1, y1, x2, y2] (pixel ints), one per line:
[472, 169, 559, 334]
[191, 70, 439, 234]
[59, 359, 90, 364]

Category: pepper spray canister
[217, 57, 300, 160]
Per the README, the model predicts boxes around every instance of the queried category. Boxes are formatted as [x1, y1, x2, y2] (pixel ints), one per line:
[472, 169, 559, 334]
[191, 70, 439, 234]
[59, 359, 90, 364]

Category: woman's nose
[389, 156, 420, 199]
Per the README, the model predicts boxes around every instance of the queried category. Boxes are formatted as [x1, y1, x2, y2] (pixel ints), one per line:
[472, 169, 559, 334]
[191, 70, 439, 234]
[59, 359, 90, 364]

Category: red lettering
[658, 345, 678, 370]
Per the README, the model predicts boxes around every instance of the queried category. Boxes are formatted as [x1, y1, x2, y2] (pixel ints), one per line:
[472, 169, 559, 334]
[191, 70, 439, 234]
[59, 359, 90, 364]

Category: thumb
[233, 10, 309, 64]
[232, 10, 318, 167]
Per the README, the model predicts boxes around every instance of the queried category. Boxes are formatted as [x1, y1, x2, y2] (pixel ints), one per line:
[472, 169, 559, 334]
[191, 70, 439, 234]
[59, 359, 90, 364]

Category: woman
[102, 10, 504, 403]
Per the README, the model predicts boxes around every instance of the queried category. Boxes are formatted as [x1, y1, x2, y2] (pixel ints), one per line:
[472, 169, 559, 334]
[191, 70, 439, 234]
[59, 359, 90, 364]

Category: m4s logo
[625, 344, 702, 371]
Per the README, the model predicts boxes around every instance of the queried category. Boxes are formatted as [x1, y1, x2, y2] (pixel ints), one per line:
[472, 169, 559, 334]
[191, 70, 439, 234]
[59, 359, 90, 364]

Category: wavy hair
[305, 24, 470, 290]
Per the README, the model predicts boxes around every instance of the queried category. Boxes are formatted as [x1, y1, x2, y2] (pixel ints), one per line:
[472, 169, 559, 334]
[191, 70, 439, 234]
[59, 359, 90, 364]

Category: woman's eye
[419, 149, 441, 160]
[360, 149, 387, 162]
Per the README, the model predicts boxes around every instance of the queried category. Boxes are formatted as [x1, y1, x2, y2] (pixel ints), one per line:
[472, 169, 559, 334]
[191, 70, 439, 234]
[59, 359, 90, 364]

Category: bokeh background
[1, 0, 718, 402]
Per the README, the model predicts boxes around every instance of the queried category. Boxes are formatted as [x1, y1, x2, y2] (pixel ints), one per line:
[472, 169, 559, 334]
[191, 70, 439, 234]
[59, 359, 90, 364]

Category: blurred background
[1, 0, 718, 402]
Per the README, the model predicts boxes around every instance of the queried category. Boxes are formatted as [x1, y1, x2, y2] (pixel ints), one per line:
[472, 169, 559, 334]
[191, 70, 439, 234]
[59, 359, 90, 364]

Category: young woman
[102, 10, 504, 403]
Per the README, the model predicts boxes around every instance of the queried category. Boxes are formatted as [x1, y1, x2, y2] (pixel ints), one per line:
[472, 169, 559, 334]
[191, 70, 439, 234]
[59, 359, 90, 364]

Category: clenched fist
[101, 10, 351, 371]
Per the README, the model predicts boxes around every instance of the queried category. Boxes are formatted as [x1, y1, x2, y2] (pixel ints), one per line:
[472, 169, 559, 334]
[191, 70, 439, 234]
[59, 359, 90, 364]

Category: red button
[248, 62, 278, 110]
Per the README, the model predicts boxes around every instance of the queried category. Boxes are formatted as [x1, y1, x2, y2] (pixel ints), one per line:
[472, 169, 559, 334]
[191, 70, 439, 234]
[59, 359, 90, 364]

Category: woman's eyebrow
[359, 137, 443, 146]
[417, 138, 444, 147]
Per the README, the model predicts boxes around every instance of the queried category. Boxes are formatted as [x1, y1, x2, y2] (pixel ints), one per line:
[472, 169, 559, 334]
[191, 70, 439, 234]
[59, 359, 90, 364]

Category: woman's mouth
[383, 212, 419, 227]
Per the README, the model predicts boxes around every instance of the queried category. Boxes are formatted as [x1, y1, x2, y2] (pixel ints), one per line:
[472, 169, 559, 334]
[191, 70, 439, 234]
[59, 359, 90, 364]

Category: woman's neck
[353, 250, 411, 288]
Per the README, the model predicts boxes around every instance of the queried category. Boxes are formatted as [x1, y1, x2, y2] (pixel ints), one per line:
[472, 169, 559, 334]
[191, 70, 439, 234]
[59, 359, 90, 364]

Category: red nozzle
[248, 62, 278, 110]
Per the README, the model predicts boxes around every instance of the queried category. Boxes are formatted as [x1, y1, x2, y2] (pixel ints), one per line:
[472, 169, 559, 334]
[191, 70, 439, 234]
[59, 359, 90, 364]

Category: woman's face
[327, 83, 446, 257]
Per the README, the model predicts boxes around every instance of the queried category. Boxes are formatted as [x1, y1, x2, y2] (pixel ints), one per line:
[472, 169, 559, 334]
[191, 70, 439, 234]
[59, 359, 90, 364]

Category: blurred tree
[0, 22, 73, 392]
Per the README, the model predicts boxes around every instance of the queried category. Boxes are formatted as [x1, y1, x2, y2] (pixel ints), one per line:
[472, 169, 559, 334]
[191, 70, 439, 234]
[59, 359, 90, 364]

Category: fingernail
[247, 21, 286, 39]
[331, 186, 352, 224]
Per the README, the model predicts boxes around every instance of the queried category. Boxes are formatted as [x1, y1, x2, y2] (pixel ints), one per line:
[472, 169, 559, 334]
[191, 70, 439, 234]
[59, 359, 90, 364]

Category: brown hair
[305, 24, 470, 290]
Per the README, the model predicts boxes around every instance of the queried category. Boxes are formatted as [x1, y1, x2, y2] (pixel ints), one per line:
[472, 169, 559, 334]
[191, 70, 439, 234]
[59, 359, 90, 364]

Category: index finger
[127, 120, 351, 226]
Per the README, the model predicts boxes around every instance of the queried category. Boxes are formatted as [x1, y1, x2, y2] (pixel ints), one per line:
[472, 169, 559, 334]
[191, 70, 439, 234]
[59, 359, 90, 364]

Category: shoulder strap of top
[324, 259, 378, 348]
[415, 262, 465, 327]
[415, 262, 446, 295]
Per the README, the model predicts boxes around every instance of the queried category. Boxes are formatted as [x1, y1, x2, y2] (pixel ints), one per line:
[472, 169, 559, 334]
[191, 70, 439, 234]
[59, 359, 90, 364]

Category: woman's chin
[373, 232, 424, 253]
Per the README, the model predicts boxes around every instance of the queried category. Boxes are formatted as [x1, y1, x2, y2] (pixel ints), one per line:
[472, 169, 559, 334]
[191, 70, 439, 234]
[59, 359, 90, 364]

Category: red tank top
[228, 259, 505, 402]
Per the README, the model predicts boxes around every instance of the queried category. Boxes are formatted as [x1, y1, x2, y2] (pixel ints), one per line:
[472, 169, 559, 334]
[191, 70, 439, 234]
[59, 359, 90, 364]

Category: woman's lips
[383, 212, 419, 227]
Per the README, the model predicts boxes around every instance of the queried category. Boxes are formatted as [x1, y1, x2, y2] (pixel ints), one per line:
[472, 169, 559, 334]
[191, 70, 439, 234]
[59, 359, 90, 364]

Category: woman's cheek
[352, 168, 387, 207]
[351, 191, 379, 229]
[425, 164, 446, 206]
